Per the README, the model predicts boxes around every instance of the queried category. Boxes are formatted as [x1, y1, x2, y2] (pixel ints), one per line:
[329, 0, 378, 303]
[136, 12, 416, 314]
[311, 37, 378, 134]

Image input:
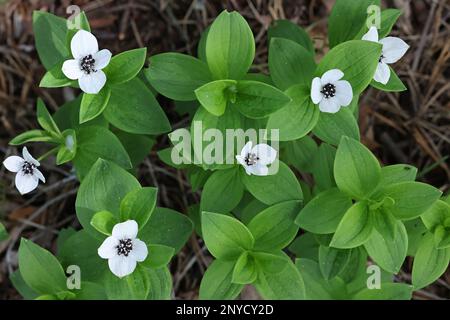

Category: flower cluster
[4, 2, 447, 302]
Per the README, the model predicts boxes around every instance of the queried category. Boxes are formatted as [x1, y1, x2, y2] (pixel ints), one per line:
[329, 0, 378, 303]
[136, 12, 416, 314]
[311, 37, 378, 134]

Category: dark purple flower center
[116, 238, 133, 256]
[22, 161, 35, 175]
[80, 54, 96, 74]
[321, 83, 336, 99]
[244, 153, 259, 166]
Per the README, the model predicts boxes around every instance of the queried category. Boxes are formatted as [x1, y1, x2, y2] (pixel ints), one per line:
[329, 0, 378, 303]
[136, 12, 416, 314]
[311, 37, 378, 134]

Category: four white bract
[98, 220, 148, 278]
[3, 147, 45, 195]
[62, 30, 112, 94]
[362, 26, 409, 84]
[236, 141, 277, 176]
[310, 69, 353, 113]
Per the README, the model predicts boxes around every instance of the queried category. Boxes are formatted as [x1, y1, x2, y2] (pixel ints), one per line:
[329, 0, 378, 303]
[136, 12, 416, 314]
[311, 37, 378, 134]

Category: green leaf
[232, 252, 257, 284]
[334, 136, 381, 199]
[79, 86, 111, 123]
[269, 38, 316, 90]
[53, 95, 108, 131]
[248, 200, 301, 251]
[140, 207, 193, 253]
[242, 161, 303, 205]
[72, 126, 132, 180]
[115, 130, 155, 168]
[421, 200, 450, 248]
[364, 220, 408, 273]
[65, 11, 91, 48]
[313, 107, 360, 146]
[268, 19, 314, 54]
[372, 208, 397, 240]
[371, 66, 407, 92]
[352, 283, 412, 300]
[10, 270, 39, 300]
[206, 10, 255, 80]
[56, 129, 77, 165]
[328, 0, 380, 48]
[412, 233, 450, 289]
[10, 130, 55, 145]
[252, 251, 289, 274]
[187, 167, 211, 192]
[254, 257, 305, 300]
[311, 143, 336, 191]
[190, 106, 243, 170]
[105, 265, 149, 299]
[283, 136, 318, 173]
[315, 234, 333, 247]
[157, 147, 189, 169]
[66, 11, 91, 48]
[266, 84, 320, 141]
[36, 99, 61, 135]
[331, 201, 374, 249]
[69, 10, 90, 30]
[18, 238, 67, 295]
[146, 53, 212, 101]
[405, 219, 428, 256]
[355, 8, 402, 39]
[234, 196, 268, 225]
[200, 168, 244, 214]
[39, 61, 73, 88]
[296, 188, 353, 234]
[244, 74, 273, 85]
[58, 230, 106, 281]
[295, 258, 345, 299]
[146, 267, 172, 300]
[142, 244, 174, 269]
[232, 80, 291, 119]
[318, 246, 351, 280]
[289, 233, 320, 261]
[74, 282, 106, 300]
[0, 223, 8, 241]
[434, 226, 450, 250]
[33, 11, 69, 70]
[90, 210, 117, 236]
[379, 164, 417, 186]
[120, 187, 158, 229]
[75, 159, 140, 236]
[104, 48, 147, 84]
[381, 182, 442, 220]
[195, 79, 237, 116]
[197, 26, 209, 62]
[339, 247, 369, 290]
[56, 228, 77, 255]
[104, 78, 171, 135]
[315, 40, 382, 95]
[201, 211, 254, 260]
[199, 260, 244, 300]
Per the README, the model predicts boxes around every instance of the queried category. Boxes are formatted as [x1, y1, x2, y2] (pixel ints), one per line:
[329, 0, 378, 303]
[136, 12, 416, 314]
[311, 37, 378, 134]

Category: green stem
[37, 146, 59, 162]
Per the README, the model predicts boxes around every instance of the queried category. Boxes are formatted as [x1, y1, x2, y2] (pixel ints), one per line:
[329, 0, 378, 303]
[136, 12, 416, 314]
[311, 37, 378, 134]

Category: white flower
[236, 141, 277, 176]
[62, 30, 112, 94]
[362, 26, 409, 85]
[3, 147, 45, 195]
[310, 69, 353, 113]
[98, 220, 148, 278]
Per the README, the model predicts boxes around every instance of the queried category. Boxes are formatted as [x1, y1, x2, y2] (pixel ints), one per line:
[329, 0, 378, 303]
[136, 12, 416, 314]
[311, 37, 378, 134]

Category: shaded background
[0, 0, 449, 299]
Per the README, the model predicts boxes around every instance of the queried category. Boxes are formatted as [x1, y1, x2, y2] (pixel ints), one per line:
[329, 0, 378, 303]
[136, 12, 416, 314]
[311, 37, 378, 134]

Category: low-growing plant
[2, 0, 448, 300]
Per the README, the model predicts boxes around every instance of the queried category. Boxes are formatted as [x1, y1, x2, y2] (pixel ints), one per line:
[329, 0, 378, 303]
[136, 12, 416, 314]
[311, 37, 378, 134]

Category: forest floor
[0, 0, 449, 299]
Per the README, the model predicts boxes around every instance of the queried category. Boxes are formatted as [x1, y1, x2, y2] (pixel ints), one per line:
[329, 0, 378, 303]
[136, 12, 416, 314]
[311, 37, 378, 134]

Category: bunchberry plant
[2, 0, 448, 300]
